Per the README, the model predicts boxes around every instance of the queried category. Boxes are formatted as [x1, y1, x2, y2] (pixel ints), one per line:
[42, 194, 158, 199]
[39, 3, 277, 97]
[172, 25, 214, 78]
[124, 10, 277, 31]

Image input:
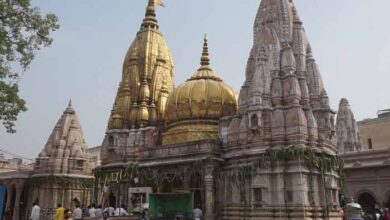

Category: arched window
[251, 114, 259, 128]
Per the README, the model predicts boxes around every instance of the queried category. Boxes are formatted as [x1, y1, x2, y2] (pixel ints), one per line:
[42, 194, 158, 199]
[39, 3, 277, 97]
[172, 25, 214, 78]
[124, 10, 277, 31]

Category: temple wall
[358, 115, 390, 150]
[219, 159, 342, 220]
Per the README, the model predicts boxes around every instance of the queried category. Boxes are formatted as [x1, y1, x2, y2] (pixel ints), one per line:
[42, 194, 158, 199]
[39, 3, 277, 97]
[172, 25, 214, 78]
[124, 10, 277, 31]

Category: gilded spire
[200, 34, 210, 68]
[189, 35, 222, 81]
[108, 0, 173, 130]
[141, 0, 159, 29]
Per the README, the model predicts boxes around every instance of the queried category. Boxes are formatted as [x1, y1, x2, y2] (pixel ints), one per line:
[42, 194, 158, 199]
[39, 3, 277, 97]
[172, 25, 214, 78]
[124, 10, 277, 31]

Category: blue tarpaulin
[0, 185, 6, 220]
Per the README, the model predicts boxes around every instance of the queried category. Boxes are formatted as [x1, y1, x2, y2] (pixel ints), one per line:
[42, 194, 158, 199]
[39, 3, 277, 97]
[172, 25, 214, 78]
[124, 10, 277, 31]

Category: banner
[149, 193, 194, 219]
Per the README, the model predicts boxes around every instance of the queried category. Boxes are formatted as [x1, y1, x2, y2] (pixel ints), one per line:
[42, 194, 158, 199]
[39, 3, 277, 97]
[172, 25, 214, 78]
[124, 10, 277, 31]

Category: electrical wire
[0, 146, 34, 161]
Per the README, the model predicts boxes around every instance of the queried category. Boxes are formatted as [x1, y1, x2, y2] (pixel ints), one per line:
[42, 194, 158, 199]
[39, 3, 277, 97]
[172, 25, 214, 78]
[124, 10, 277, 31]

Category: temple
[96, 0, 343, 219]
[0, 102, 94, 219]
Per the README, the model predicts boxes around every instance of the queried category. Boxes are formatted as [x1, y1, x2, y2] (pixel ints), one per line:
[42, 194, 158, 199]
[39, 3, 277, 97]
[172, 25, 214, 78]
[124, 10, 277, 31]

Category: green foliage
[214, 145, 344, 183]
[0, 0, 59, 132]
[26, 175, 94, 189]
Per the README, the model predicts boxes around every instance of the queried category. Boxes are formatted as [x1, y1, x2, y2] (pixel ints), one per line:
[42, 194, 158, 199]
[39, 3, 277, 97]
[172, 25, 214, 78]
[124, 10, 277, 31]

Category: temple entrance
[128, 187, 152, 213]
[357, 192, 377, 215]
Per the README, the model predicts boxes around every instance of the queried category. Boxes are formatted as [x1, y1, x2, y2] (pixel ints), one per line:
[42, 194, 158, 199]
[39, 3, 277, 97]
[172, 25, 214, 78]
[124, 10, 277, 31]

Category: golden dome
[162, 36, 238, 145]
[107, 0, 174, 130]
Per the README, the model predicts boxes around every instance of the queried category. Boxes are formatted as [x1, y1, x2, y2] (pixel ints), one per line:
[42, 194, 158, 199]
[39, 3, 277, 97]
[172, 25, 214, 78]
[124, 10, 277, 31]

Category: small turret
[35, 101, 90, 175]
[336, 98, 361, 153]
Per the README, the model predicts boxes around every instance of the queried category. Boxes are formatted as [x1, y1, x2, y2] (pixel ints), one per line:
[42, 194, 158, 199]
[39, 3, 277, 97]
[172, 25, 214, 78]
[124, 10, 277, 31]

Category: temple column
[5, 183, 14, 219]
[12, 181, 23, 220]
[53, 184, 58, 208]
[183, 173, 190, 189]
[64, 188, 70, 208]
[204, 165, 214, 220]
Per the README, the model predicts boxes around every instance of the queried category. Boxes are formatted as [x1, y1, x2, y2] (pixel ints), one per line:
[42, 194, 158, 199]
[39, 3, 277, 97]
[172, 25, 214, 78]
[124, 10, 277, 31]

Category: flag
[155, 0, 165, 7]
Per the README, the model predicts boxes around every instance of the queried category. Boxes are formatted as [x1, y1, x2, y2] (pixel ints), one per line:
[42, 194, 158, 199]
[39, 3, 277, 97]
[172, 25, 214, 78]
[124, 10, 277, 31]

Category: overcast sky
[1, 0, 390, 160]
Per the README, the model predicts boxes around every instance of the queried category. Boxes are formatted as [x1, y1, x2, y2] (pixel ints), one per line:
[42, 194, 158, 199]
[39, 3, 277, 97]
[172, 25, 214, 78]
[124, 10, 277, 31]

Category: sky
[1, 0, 390, 160]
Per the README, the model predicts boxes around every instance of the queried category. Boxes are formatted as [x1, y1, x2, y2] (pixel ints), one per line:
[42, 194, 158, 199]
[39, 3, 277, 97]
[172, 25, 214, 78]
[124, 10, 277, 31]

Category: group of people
[29, 202, 131, 220]
[52, 203, 105, 220]
[361, 208, 390, 220]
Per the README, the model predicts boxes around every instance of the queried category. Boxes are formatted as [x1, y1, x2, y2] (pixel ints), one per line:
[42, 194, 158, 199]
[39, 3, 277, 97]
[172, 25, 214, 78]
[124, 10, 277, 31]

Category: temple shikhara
[4, 0, 390, 219]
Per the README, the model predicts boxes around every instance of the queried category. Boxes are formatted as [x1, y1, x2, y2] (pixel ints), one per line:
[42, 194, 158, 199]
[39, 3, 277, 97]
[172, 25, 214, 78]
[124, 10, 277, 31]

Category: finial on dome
[141, 0, 159, 30]
[200, 34, 210, 68]
[68, 99, 72, 108]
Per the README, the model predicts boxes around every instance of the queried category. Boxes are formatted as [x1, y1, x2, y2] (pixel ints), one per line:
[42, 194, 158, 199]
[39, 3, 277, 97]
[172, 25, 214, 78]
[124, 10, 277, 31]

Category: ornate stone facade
[96, 1, 343, 220]
[336, 98, 361, 153]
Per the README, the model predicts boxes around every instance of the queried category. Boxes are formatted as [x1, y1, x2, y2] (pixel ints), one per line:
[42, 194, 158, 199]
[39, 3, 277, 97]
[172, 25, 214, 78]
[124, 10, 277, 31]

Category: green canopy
[149, 192, 194, 219]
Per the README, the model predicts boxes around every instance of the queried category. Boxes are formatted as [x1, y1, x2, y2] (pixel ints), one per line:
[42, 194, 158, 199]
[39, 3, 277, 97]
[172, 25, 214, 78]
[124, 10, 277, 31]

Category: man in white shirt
[30, 202, 40, 220]
[114, 204, 130, 216]
[73, 204, 83, 220]
[104, 205, 115, 216]
[193, 205, 203, 220]
[89, 204, 97, 217]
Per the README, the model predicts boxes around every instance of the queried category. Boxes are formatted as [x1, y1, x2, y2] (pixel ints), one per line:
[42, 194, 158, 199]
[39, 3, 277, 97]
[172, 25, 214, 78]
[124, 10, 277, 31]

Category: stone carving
[34, 101, 90, 175]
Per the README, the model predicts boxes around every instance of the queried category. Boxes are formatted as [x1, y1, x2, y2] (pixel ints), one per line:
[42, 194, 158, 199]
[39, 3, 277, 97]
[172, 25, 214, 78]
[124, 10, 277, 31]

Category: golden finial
[142, 0, 159, 29]
[200, 34, 210, 67]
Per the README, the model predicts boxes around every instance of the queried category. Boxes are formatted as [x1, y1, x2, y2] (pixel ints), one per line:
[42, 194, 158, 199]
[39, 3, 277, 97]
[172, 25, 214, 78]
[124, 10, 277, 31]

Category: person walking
[193, 205, 203, 220]
[30, 202, 41, 220]
[96, 204, 103, 220]
[89, 204, 97, 217]
[73, 204, 83, 220]
[54, 203, 65, 220]
[104, 205, 115, 217]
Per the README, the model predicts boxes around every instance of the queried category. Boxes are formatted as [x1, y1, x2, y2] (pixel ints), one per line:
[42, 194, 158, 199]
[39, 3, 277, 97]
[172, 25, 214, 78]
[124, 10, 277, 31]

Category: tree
[0, 0, 59, 133]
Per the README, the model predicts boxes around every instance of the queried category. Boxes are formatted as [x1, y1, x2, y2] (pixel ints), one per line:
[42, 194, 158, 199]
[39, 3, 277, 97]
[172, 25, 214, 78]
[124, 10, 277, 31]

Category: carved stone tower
[219, 0, 342, 219]
[336, 98, 361, 153]
[35, 101, 91, 175]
